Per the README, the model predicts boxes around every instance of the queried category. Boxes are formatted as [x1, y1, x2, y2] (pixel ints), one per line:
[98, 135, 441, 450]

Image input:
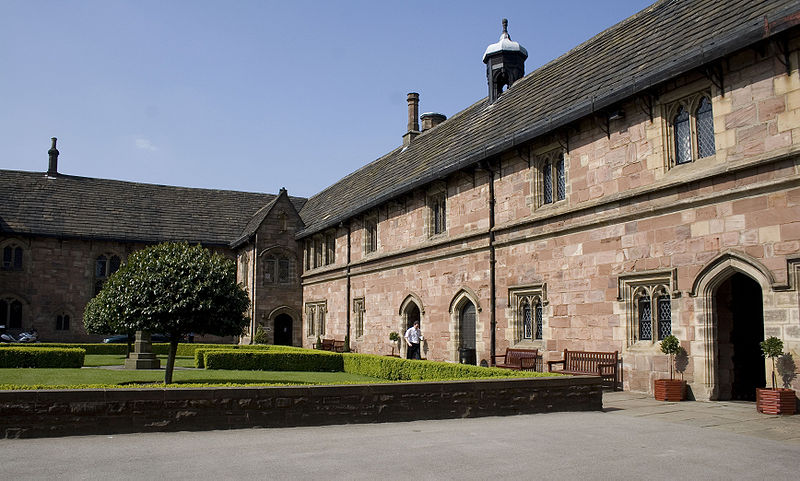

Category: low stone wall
[0, 376, 602, 439]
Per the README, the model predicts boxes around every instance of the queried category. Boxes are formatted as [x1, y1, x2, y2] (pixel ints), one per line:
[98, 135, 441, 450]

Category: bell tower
[482, 19, 528, 103]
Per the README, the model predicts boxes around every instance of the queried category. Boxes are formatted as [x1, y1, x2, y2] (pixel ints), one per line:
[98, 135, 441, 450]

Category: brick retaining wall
[0, 376, 602, 438]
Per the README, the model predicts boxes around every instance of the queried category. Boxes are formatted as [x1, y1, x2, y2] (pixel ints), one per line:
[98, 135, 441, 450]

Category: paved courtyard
[1, 391, 797, 480]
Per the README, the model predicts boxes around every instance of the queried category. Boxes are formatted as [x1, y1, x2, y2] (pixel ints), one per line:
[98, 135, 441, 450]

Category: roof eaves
[296, 3, 800, 238]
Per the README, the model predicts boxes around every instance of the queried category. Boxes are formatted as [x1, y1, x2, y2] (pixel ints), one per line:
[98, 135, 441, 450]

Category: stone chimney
[421, 112, 447, 131]
[47, 137, 59, 177]
[403, 92, 420, 146]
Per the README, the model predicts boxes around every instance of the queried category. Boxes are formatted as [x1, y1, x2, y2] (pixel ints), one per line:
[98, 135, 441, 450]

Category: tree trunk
[165, 339, 179, 384]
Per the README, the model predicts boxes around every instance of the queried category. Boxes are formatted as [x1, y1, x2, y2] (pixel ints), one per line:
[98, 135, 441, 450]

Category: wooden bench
[319, 338, 335, 351]
[493, 348, 540, 371]
[547, 349, 620, 390]
[333, 340, 345, 353]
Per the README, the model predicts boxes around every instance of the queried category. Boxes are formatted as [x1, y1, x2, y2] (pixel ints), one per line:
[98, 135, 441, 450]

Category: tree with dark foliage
[84, 242, 250, 383]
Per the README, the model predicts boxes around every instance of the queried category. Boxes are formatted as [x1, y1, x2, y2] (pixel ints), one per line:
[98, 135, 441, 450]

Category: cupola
[482, 19, 528, 103]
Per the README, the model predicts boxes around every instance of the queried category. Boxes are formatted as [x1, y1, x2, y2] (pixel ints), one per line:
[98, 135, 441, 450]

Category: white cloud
[135, 138, 158, 151]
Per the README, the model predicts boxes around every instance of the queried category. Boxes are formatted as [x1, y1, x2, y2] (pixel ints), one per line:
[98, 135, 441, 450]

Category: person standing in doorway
[405, 321, 422, 360]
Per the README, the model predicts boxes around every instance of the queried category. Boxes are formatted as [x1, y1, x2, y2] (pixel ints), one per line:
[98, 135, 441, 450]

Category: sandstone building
[2, 0, 800, 400]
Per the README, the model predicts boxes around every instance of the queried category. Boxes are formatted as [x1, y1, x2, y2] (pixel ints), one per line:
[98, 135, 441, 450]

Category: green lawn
[0, 367, 382, 388]
[0, 354, 383, 388]
[83, 354, 196, 368]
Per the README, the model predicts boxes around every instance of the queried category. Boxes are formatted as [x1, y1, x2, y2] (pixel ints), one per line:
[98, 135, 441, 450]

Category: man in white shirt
[405, 321, 422, 360]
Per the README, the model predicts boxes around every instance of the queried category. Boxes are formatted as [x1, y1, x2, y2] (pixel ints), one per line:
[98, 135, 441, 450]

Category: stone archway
[690, 251, 775, 400]
[266, 306, 300, 347]
[448, 288, 483, 364]
[399, 295, 423, 359]
[273, 314, 293, 346]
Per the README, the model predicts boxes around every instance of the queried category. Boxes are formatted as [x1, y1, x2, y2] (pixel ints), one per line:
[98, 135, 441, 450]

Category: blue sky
[1, 0, 654, 198]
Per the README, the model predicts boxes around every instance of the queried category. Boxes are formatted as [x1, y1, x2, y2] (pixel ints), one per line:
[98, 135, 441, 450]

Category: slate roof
[297, 0, 800, 237]
[0, 170, 307, 246]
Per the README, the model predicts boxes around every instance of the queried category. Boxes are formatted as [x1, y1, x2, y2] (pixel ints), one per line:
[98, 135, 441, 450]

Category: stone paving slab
[603, 391, 800, 444]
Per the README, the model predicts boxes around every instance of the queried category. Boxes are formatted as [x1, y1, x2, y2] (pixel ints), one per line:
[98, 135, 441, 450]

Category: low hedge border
[194, 345, 308, 368]
[204, 350, 344, 371]
[203, 349, 559, 381]
[0, 347, 85, 368]
[341, 353, 552, 380]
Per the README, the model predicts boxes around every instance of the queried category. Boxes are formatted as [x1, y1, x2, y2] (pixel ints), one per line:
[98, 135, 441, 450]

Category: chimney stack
[47, 137, 59, 177]
[403, 92, 420, 146]
[421, 112, 447, 131]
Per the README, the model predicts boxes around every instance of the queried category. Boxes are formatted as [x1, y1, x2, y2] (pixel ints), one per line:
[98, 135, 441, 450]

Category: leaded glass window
[534, 300, 543, 340]
[314, 237, 323, 267]
[543, 160, 553, 204]
[674, 107, 691, 165]
[353, 298, 365, 339]
[512, 287, 547, 343]
[365, 217, 378, 253]
[638, 296, 652, 341]
[657, 295, 671, 340]
[521, 299, 532, 340]
[429, 192, 446, 236]
[2, 246, 23, 270]
[696, 97, 715, 159]
[325, 232, 335, 265]
[95, 254, 121, 295]
[264, 257, 276, 283]
[556, 155, 566, 201]
[278, 258, 290, 283]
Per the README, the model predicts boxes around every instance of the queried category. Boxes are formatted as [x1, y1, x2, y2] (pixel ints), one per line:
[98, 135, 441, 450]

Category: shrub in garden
[204, 350, 344, 372]
[0, 347, 85, 368]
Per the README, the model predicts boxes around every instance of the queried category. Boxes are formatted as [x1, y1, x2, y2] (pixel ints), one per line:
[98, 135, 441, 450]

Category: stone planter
[756, 388, 796, 415]
[654, 379, 685, 401]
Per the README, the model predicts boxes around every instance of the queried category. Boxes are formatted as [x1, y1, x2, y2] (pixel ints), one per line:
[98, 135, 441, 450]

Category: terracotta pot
[756, 388, 797, 415]
[654, 379, 685, 401]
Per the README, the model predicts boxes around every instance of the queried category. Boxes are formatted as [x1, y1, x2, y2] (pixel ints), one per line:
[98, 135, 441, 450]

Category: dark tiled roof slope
[297, 0, 800, 236]
[0, 170, 307, 246]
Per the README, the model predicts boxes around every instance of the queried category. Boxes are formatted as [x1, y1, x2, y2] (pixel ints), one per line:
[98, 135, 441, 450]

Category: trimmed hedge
[0, 347, 85, 368]
[194, 345, 308, 367]
[341, 353, 552, 380]
[202, 349, 559, 381]
[204, 350, 344, 372]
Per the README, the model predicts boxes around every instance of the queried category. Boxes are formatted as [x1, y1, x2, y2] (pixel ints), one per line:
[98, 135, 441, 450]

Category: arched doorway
[459, 302, 477, 365]
[274, 314, 293, 346]
[715, 273, 765, 400]
[406, 304, 420, 330]
[400, 301, 422, 358]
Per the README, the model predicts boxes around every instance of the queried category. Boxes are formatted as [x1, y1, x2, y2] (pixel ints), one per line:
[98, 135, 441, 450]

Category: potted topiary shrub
[756, 337, 797, 415]
[654, 335, 685, 401]
[389, 331, 400, 357]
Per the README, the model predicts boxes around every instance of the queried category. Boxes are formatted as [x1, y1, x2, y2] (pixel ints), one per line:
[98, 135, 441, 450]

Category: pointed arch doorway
[691, 252, 774, 401]
[400, 297, 422, 359]
[274, 314, 293, 346]
[714, 273, 765, 401]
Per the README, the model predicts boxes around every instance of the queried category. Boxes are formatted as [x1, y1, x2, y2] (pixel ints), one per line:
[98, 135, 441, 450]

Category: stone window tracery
[305, 301, 326, 338]
[618, 270, 678, 347]
[56, 313, 70, 331]
[94, 254, 121, 295]
[427, 190, 447, 237]
[2, 245, 23, 271]
[534, 150, 566, 208]
[509, 284, 546, 343]
[353, 297, 365, 339]
[665, 92, 715, 167]
[364, 216, 378, 254]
